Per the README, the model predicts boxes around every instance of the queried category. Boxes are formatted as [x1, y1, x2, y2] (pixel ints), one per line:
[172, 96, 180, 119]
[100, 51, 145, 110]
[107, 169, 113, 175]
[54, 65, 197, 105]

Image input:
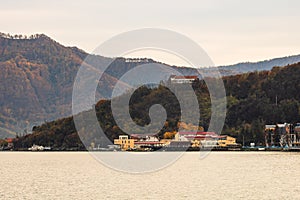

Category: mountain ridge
[216, 54, 300, 75]
[1, 32, 300, 138]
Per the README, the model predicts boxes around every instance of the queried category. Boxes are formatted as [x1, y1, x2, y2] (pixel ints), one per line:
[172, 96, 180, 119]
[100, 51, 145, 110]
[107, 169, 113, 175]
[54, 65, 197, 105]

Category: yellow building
[114, 135, 135, 151]
[218, 136, 238, 147]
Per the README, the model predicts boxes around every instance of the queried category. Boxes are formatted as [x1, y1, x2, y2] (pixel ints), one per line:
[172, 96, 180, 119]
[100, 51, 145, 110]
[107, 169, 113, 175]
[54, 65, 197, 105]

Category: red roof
[178, 132, 226, 140]
[171, 76, 198, 79]
[5, 138, 14, 143]
[134, 141, 163, 145]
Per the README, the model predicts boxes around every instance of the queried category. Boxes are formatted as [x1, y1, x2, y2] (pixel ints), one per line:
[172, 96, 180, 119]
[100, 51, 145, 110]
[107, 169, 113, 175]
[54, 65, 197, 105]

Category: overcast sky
[1, 0, 300, 66]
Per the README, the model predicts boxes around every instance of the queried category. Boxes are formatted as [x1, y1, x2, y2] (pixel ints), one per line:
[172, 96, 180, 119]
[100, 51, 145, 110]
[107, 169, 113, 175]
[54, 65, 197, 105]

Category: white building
[170, 75, 198, 84]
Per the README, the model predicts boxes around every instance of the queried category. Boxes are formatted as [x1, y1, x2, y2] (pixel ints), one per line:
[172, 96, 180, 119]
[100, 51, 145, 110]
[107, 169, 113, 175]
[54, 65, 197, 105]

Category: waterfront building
[114, 135, 135, 151]
[264, 125, 277, 147]
[217, 136, 239, 148]
[264, 123, 300, 148]
[294, 123, 300, 133]
[130, 134, 159, 142]
[174, 131, 239, 148]
[113, 132, 240, 151]
[169, 141, 191, 148]
[130, 134, 164, 150]
[5, 138, 14, 149]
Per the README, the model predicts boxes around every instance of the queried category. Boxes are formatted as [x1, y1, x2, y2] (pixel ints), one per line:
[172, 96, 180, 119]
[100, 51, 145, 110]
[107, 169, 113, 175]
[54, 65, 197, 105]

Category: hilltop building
[170, 75, 198, 84]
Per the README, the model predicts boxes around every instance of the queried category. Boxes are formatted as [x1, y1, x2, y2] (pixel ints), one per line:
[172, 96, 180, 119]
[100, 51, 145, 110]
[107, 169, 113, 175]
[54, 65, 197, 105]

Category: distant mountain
[216, 55, 300, 76]
[1, 32, 300, 138]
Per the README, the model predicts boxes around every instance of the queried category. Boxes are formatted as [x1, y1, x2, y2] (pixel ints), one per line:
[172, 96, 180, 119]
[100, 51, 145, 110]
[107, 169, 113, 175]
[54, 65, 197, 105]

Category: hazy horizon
[1, 0, 300, 66]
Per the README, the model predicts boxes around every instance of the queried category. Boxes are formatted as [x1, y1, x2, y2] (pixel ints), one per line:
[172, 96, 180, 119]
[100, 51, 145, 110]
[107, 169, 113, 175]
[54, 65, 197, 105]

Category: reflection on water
[0, 152, 299, 200]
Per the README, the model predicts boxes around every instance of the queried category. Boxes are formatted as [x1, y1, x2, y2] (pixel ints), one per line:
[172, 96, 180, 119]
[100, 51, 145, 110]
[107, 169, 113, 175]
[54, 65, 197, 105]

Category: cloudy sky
[1, 0, 300, 66]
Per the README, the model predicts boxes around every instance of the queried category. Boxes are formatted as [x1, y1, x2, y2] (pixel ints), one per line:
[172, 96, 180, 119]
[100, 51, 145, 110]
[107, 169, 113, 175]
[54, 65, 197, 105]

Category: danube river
[0, 152, 299, 199]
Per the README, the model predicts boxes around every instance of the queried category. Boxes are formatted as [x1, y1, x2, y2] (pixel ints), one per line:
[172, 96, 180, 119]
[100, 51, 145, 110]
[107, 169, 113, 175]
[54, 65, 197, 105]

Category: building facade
[114, 135, 135, 151]
[170, 75, 198, 84]
[174, 131, 239, 148]
[264, 123, 300, 148]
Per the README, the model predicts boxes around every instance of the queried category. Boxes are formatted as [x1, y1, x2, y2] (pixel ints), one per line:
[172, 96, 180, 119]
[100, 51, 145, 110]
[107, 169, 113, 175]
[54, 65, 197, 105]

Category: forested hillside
[0, 33, 196, 137]
[0, 34, 163, 137]
[14, 62, 300, 149]
[1, 32, 300, 139]
[0, 33, 111, 137]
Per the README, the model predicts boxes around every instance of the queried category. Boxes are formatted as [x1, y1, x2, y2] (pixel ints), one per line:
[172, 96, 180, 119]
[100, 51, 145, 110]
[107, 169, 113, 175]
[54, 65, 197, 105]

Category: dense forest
[14, 62, 300, 149]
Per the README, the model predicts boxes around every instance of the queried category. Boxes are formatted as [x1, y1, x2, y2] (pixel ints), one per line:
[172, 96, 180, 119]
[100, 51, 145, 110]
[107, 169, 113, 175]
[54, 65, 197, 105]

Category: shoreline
[3, 148, 300, 152]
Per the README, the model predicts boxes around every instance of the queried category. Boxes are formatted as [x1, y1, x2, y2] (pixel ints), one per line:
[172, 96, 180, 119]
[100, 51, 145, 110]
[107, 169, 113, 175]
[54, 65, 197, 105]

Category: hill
[1, 32, 300, 138]
[13, 62, 300, 149]
[0, 33, 117, 137]
[0, 33, 198, 137]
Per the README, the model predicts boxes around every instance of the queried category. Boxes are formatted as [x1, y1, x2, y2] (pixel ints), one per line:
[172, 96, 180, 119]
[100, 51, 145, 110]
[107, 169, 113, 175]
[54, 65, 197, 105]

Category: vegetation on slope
[14, 62, 300, 149]
[1, 32, 300, 143]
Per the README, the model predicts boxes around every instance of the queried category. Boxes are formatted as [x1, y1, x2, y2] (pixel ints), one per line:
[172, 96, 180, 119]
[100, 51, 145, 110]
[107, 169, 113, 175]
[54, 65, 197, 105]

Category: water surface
[0, 152, 299, 199]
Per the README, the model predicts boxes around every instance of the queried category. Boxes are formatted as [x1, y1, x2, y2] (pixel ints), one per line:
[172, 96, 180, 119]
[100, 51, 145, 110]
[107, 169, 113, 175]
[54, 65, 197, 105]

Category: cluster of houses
[113, 131, 240, 151]
[112, 121, 300, 151]
[265, 123, 300, 148]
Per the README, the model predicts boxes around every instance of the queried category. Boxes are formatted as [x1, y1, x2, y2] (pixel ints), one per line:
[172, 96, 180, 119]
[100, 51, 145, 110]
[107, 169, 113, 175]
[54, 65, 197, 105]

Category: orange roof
[5, 138, 14, 143]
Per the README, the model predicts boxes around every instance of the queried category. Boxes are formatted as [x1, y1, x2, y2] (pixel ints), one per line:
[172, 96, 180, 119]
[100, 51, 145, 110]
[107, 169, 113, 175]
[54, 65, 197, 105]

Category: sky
[1, 0, 300, 67]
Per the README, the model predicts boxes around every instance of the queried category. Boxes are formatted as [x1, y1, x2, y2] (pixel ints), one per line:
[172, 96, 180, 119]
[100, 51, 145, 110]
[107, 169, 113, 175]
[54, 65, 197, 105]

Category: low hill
[14, 62, 300, 149]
